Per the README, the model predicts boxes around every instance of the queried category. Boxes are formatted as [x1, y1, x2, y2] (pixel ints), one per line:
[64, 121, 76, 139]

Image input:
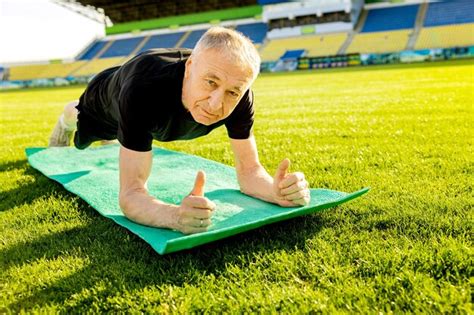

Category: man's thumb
[274, 158, 290, 182]
[190, 170, 206, 196]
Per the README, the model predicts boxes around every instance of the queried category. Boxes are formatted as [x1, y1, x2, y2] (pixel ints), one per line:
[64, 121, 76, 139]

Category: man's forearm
[119, 190, 178, 229]
[237, 165, 276, 204]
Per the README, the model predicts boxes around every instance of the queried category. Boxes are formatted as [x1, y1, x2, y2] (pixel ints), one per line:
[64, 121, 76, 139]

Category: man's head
[181, 26, 261, 126]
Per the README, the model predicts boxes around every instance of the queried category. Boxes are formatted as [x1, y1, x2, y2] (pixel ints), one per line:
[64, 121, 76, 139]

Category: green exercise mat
[26, 145, 369, 254]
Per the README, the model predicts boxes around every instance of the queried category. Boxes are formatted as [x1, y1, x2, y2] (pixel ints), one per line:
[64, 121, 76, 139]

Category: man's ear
[184, 57, 192, 78]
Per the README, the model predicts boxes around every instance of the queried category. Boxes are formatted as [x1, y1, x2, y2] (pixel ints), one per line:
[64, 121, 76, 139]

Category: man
[49, 27, 311, 234]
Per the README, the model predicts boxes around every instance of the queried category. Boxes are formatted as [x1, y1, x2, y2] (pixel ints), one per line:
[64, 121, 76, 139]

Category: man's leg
[100, 139, 119, 145]
[48, 100, 79, 147]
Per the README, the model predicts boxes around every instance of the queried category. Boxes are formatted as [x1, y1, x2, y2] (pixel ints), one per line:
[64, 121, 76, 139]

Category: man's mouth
[201, 107, 218, 118]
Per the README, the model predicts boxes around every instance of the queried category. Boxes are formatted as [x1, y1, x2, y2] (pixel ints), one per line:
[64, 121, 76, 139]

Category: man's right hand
[174, 170, 216, 234]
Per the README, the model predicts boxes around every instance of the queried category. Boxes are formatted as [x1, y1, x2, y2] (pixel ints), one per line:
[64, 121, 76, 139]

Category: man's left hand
[273, 158, 310, 207]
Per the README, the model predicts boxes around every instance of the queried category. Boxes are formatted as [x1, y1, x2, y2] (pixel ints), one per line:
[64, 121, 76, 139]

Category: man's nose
[208, 89, 223, 112]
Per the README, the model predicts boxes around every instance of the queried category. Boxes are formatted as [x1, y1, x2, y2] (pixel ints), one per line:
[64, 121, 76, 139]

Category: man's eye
[207, 80, 217, 87]
[229, 91, 239, 98]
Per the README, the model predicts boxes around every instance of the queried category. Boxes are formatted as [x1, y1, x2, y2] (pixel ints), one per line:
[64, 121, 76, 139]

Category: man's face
[182, 49, 253, 126]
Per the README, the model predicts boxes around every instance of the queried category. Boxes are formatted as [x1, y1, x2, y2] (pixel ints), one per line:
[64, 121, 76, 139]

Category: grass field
[0, 60, 472, 313]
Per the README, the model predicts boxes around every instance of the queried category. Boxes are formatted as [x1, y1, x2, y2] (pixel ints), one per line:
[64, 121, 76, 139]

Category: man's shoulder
[128, 48, 192, 68]
[115, 48, 189, 94]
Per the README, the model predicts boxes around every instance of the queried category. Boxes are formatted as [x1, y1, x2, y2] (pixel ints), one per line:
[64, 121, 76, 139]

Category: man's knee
[63, 100, 79, 126]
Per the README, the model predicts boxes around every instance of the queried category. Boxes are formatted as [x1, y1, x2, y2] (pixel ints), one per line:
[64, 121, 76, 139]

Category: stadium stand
[235, 22, 268, 44]
[4, 1, 474, 83]
[70, 57, 125, 76]
[361, 5, 419, 32]
[408, 0, 474, 50]
[180, 29, 207, 49]
[9, 62, 86, 81]
[79, 41, 108, 60]
[75, 21, 268, 62]
[346, 30, 411, 54]
[137, 32, 186, 53]
[415, 23, 474, 50]
[100, 37, 145, 58]
[423, 0, 474, 27]
[259, 33, 347, 61]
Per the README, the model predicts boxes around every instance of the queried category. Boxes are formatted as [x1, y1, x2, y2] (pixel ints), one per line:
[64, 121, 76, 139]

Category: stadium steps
[337, 9, 368, 55]
[175, 31, 191, 48]
[129, 36, 151, 56]
[68, 40, 116, 76]
[95, 40, 115, 59]
[414, 23, 474, 50]
[257, 38, 270, 56]
[58, 62, 88, 79]
[406, 2, 428, 50]
[180, 29, 207, 48]
[78, 41, 109, 61]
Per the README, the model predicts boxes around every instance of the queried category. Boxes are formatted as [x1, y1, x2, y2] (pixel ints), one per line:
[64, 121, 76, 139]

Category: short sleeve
[117, 83, 154, 151]
[224, 89, 255, 139]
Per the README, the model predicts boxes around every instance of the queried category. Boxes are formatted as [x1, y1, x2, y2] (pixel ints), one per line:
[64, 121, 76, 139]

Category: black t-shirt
[78, 48, 255, 152]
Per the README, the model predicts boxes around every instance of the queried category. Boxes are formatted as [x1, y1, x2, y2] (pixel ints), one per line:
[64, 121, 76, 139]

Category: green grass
[1, 60, 472, 313]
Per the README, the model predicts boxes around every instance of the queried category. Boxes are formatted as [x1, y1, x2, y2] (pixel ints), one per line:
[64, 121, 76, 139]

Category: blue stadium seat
[138, 32, 185, 53]
[79, 41, 107, 60]
[180, 29, 207, 49]
[236, 23, 268, 44]
[258, 0, 288, 4]
[362, 5, 419, 32]
[424, 0, 474, 27]
[100, 37, 144, 58]
[280, 49, 305, 60]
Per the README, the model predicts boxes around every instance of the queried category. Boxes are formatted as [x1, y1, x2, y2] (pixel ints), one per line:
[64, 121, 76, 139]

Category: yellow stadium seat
[415, 23, 474, 50]
[9, 61, 86, 81]
[71, 57, 126, 76]
[346, 30, 411, 54]
[259, 33, 347, 62]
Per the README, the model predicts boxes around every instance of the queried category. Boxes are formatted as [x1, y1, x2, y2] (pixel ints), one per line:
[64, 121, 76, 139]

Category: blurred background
[0, 0, 472, 88]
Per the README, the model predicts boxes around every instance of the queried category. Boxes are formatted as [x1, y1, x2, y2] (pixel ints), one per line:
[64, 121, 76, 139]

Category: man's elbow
[119, 189, 144, 219]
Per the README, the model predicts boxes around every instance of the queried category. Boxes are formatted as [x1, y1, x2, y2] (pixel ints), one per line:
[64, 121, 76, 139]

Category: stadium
[0, 0, 472, 312]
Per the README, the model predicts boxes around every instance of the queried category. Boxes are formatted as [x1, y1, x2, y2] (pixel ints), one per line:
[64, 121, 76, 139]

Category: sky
[0, 0, 105, 65]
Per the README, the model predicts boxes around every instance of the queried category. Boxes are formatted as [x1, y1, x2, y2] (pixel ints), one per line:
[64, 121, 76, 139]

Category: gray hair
[193, 26, 261, 81]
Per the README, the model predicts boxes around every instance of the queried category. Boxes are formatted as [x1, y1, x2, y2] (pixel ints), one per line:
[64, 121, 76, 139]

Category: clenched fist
[175, 170, 215, 234]
[273, 158, 310, 207]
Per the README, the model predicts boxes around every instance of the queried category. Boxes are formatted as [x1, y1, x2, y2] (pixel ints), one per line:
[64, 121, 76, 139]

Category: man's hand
[175, 170, 216, 234]
[273, 159, 310, 207]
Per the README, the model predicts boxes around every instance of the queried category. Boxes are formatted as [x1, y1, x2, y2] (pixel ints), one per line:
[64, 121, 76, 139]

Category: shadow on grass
[4, 215, 328, 311]
[0, 159, 30, 172]
[0, 159, 64, 212]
